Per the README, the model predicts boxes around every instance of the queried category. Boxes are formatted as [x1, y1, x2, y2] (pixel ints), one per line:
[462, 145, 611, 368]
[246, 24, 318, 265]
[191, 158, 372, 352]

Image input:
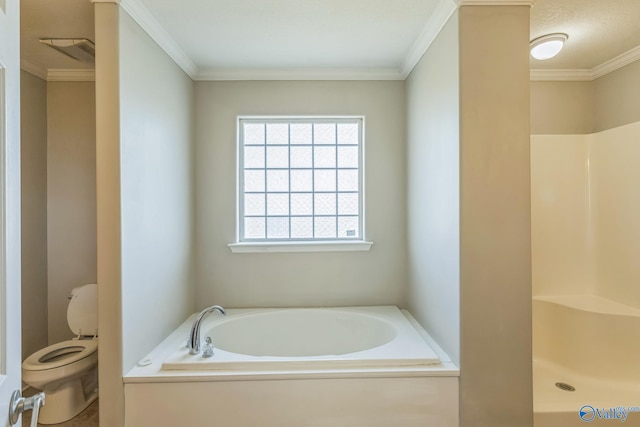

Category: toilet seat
[22, 340, 98, 372]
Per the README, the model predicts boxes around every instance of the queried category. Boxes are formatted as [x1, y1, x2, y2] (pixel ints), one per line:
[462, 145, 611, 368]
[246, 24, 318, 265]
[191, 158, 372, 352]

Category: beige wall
[194, 81, 407, 308]
[530, 81, 593, 135]
[20, 70, 49, 360]
[46, 81, 97, 344]
[458, 6, 532, 426]
[407, 5, 532, 425]
[406, 13, 460, 366]
[531, 59, 640, 135]
[594, 60, 640, 132]
[95, 4, 197, 426]
[119, 8, 196, 374]
[94, 3, 124, 426]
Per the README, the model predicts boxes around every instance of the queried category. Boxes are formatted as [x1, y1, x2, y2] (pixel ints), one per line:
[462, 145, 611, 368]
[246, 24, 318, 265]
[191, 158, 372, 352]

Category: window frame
[229, 116, 372, 253]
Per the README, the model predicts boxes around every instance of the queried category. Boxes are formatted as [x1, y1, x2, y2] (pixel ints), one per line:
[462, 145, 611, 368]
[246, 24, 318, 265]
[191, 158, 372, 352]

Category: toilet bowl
[22, 283, 98, 425]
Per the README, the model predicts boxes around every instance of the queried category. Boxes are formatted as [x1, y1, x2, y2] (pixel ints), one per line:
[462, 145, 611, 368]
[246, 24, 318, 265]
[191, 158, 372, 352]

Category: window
[231, 117, 371, 252]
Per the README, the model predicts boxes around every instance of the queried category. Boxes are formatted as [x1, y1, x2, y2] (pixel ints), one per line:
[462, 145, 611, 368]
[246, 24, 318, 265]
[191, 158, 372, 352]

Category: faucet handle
[202, 336, 214, 358]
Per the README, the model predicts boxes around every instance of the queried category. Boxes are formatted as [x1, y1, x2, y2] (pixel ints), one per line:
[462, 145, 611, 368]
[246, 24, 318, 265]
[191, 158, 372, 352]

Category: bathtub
[125, 306, 459, 427]
[533, 296, 640, 427]
[162, 306, 440, 371]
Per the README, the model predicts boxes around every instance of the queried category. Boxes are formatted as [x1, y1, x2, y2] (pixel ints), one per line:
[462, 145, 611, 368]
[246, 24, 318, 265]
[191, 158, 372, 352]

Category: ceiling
[19, 0, 640, 80]
[21, 0, 94, 72]
[529, 0, 640, 70]
[133, 0, 445, 78]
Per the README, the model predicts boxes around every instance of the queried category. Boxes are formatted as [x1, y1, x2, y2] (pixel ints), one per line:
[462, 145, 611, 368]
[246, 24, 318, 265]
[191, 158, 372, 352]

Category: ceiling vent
[39, 38, 95, 63]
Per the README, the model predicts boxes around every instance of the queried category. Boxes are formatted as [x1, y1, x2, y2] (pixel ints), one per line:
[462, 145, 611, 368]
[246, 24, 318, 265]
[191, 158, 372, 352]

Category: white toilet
[22, 283, 99, 425]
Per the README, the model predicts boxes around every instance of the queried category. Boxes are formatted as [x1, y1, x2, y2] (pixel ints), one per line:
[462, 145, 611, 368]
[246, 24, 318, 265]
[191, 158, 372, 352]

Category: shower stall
[531, 122, 640, 426]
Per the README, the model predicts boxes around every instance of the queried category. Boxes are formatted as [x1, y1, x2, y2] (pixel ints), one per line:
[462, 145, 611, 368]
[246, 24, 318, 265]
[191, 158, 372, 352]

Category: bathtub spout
[187, 305, 226, 355]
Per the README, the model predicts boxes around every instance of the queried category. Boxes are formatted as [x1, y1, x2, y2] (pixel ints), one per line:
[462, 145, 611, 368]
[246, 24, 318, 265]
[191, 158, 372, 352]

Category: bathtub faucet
[186, 305, 226, 355]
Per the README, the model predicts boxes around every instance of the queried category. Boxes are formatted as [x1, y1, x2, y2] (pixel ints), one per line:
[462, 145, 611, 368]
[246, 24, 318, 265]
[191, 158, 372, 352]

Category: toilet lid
[22, 339, 98, 371]
[67, 283, 98, 337]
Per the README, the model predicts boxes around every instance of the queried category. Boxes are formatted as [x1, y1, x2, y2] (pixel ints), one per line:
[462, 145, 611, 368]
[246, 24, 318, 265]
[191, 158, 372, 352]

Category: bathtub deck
[126, 306, 459, 382]
[123, 307, 459, 427]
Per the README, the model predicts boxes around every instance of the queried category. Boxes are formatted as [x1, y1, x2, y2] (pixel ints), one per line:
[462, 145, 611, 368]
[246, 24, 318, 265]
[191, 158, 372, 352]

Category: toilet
[22, 283, 98, 425]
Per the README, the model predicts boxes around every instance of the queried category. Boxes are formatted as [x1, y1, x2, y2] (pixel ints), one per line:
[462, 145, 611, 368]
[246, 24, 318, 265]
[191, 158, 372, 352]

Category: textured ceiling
[530, 0, 640, 69]
[19, 0, 640, 76]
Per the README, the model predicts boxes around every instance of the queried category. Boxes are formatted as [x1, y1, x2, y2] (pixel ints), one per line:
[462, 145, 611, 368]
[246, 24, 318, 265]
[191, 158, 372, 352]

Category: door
[0, 0, 23, 425]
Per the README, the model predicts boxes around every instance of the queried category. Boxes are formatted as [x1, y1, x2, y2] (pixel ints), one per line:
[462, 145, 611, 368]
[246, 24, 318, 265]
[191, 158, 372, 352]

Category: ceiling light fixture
[530, 33, 568, 60]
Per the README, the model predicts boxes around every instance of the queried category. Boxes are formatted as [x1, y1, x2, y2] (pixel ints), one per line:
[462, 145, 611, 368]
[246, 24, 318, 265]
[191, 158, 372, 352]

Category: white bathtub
[162, 306, 440, 371]
[125, 306, 459, 427]
[533, 296, 640, 427]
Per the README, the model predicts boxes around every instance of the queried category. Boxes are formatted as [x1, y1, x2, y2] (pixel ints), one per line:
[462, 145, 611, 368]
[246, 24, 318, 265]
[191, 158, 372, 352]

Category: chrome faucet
[186, 305, 226, 355]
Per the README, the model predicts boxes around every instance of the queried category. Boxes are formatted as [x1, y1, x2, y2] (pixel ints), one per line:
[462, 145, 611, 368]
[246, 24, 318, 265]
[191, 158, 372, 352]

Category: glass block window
[238, 117, 364, 242]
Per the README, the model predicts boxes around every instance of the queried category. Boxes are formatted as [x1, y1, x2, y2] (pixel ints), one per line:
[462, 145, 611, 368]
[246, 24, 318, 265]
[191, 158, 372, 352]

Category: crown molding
[119, 0, 198, 78]
[94, 0, 640, 83]
[531, 44, 640, 81]
[399, 0, 534, 79]
[20, 59, 48, 80]
[592, 44, 640, 80]
[529, 69, 592, 81]
[400, 0, 457, 78]
[195, 67, 404, 81]
[20, 61, 96, 81]
[109, 0, 534, 81]
[47, 69, 96, 82]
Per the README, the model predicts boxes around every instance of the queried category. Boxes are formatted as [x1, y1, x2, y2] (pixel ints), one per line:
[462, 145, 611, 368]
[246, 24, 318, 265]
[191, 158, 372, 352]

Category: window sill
[228, 241, 373, 253]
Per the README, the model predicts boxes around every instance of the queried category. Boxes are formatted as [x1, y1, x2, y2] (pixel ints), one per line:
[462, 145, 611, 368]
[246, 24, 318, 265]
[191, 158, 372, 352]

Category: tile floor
[21, 396, 98, 427]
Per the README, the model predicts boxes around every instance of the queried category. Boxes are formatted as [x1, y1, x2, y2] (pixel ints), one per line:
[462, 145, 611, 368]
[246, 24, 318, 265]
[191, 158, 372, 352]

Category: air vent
[39, 38, 95, 63]
[555, 382, 576, 392]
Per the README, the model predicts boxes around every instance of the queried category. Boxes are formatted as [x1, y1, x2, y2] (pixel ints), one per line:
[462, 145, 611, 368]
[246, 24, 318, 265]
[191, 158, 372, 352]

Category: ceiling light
[530, 33, 568, 60]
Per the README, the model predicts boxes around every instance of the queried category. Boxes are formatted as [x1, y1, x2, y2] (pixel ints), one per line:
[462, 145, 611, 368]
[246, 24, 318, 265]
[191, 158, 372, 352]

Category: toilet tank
[67, 283, 98, 337]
